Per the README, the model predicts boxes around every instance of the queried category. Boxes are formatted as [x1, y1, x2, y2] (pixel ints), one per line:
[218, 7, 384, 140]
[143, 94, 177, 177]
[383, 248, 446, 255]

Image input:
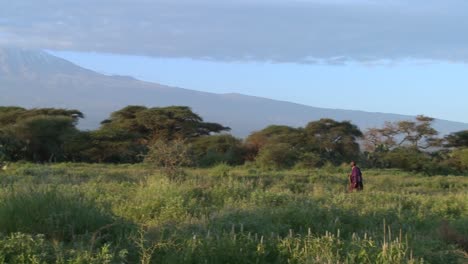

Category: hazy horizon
[47, 50, 468, 124]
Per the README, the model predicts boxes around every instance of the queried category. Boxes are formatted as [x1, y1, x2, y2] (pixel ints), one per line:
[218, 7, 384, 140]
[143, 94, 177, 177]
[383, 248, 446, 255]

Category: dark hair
[351, 161, 356, 166]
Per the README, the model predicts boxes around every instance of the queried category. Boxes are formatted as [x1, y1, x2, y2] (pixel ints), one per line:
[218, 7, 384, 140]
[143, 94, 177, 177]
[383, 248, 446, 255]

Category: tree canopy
[304, 119, 362, 164]
[445, 130, 468, 148]
[364, 115, 441, 152]
[102, 106, 230, 143]
[0, 106, 83, 127]
[191, 134, 245, 166]
[0, 105, 466, 174]
[0, 107, 84, 162]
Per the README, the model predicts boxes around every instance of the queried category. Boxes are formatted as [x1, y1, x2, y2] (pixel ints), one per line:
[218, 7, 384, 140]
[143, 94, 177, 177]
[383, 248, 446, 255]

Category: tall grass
[0, 163, 466, 263]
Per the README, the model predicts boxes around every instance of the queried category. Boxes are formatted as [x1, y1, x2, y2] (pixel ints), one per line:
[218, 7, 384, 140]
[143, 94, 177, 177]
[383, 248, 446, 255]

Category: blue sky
[52, 50, 468, 123]
[2, 0, 468, 123]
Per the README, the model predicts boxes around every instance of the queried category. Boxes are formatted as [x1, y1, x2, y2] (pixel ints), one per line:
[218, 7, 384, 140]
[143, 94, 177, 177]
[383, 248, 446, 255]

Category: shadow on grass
[0, 186, 135, 245]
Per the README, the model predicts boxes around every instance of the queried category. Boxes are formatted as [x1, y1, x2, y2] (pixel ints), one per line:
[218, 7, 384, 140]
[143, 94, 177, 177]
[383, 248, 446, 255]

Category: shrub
[382, 147, 440, 174]
[191, 135, 245, 167]
[144, 139, 192, 180]
[209, 163, 232, 177]
[256, 143, 298, 169]
[294, 152, 322, 169]
[447, 148, 468, 172]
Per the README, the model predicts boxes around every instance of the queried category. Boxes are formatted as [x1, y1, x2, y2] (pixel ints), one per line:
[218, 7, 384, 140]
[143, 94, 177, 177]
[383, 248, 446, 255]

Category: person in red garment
[348, 161, 363, 192]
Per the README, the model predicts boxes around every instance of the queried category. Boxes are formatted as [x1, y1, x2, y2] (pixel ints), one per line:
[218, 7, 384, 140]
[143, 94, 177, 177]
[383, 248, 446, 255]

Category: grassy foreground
[0, 163, 466, 263]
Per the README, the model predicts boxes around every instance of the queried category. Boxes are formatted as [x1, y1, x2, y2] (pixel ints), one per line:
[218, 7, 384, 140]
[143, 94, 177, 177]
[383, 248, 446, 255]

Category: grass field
[0, 163, 466, 263]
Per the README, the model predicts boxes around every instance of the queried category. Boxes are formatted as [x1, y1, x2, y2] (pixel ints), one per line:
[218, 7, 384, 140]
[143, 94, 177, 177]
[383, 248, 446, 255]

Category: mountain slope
[1, 47, 467, 137]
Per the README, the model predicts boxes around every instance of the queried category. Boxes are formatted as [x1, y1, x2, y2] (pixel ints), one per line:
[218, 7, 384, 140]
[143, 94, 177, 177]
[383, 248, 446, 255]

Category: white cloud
[1, 0, 467, 63]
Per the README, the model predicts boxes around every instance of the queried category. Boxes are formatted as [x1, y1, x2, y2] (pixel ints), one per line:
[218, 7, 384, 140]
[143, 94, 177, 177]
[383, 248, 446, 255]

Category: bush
[382, 147, 442, 174]
[144, 139, 192, 180]
[256, 143, 299, 169]
[294, 152, 322, 169]
[209, 163, 232, 177]
[191, 135, 245, 167]
[447, 148, 468, 172]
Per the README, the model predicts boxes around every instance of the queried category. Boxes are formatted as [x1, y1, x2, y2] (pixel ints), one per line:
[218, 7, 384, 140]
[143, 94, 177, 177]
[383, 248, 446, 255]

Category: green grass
[0, 163, 466, 263]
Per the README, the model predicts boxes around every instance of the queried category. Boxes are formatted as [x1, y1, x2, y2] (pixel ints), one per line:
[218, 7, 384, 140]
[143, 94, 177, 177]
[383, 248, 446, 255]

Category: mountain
[1, 47, 468, 137]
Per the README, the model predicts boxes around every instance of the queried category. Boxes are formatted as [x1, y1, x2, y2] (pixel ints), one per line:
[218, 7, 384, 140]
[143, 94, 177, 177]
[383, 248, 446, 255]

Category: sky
[2, 0, 468, 123]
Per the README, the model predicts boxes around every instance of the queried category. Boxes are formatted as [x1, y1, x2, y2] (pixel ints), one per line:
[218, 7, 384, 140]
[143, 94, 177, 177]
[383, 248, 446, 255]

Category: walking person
[348, 161, 363, 192]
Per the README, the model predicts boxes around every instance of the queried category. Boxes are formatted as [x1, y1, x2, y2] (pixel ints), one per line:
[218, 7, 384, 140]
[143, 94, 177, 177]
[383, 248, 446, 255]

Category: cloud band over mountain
[1, 0, 468, 63]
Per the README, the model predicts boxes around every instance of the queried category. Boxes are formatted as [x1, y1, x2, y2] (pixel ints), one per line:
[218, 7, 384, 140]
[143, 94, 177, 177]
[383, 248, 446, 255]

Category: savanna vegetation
[0, 105, 467, 263]
[0, 163, 466, 263]
[1, 105, 467, 175]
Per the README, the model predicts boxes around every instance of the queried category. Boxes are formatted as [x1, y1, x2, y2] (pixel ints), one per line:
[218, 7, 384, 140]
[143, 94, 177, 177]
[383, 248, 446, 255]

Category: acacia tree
[445, 130, 468, 148]
[363, 122, 399, 152]
[304, 119, 363, 164]
[0, 106, 83, 127]
[74, 130, 144, 163]
[102, 106, 230, 144]
[98, 105, 230, 165]
[0, 107, 27, 127]
[245, 120, 362, 167]
[363, 115, 450, 172]
[0, 130, 23, 162]
[256, 142, 299, 169]
[13, 116, 81, 162]
[190, 134, 245, 166]
[397, 116, 441, 149]
[245, 125, 304, 161]
[0, 107, 84, 162]
[440, 130, 468, 173]
[364, 115, 441, 152]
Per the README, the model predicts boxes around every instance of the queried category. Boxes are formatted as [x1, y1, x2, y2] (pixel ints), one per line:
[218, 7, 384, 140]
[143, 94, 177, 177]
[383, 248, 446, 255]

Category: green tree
[304, 119, 362, 164]
[364, 115, 441, 152]
[190, 134, 245, 166]
[0, 130, 24, 161]
[0, 106, 27, 127]
[445, 130, 468, 148]
[446, 148, 468, 172]
[95, 105, 229, 163]
[0, 106, 83, 127]
[363, 116, 451, 173]
[256, 142, 299, 169]
[245, 125, 304, 161]
[13, 116, 80, 162]
[382, 147, 437, 174]
[0, 107, 84, 162]
[79, 129, 144, 163]
[102, 106, 230, 143]
[100, 105, 149, 136]
[0, 135, 7, 162]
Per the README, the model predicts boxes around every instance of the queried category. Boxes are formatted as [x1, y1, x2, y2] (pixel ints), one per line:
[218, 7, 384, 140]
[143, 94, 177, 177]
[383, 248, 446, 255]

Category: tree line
[0, 105, 467, 174]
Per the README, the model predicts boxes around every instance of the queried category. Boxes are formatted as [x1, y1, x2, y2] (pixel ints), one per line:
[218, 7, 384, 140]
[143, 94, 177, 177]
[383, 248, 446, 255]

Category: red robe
[349, 166, 363, 191]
